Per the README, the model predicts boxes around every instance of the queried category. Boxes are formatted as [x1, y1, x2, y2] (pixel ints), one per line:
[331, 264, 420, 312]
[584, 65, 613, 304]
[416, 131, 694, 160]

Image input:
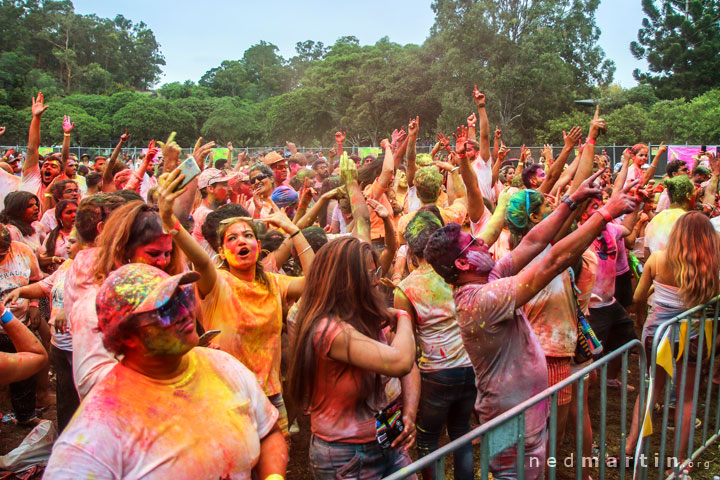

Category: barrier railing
[383, 339, 647, 480]
[638, 296, 720, 479]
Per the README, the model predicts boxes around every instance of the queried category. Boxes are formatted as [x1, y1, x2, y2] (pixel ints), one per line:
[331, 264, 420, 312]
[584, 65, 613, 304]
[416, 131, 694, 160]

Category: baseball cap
[96, 263, 200, 334]
[198, 168, 234, 189]
[263, 151, 284, 166]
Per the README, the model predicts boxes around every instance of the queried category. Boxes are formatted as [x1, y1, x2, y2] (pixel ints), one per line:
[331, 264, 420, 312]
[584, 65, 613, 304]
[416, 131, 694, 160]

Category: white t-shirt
[331, 204, 348, 234]
[472, 156, 496, 203]
[40, 208, 57, 232]
[0, 169, 20, 207]
[18, 164, 43, 197]
[44, 348, 279, 480]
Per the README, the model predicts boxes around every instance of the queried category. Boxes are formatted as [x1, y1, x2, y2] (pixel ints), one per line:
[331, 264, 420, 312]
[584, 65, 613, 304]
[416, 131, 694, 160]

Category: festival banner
[38, 147, 54, 156]
[358, 147, 381, 159]
[211, 148, 229, 160]
[667, 146, 717, 168]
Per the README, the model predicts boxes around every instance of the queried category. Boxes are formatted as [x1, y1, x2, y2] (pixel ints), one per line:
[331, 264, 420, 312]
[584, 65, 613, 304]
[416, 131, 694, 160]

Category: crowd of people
[0, 87, 718, 480]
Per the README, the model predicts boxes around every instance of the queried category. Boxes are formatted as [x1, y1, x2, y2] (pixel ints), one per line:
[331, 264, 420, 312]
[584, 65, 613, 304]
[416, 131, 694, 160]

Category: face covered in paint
[60, 203, 77, 229]
[454, 232, 495, 280]
[580, 198, 604, 223]
[396, 170, 408, 189]
[221, 221, 260, 272]
[41, 159, 62, 185]
[271, 160, 288, 185]
[632, 147, 649, 167]
[130, 286, 198, 357]
[24, 197, 40, 223]
[131, 234, 173, 271]
[208, 180, 229, 204]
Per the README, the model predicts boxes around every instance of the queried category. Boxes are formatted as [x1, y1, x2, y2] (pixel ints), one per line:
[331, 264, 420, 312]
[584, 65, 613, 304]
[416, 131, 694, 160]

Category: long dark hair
[288, 237, 393, 408]
[1, 191, 39, 237]
[44, 199, 77, 257]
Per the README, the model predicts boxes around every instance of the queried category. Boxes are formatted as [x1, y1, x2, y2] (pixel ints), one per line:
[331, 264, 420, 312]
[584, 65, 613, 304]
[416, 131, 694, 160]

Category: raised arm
[173, 140, 214, 222]
[510, 169, 605, 273]
[538, 126, 582, 194]
[393, 128, 408, 170]
[478, 187, 513, 247]
[376, 139, 395, 192]
[473, 85, 491, 161]
[335, 130, 345, 159]
[25, 92, 49, 174]
[703, 152, 720, 207]
[125, 139, 155, 193]
[103, 129, 130, 192]
[492, 126, 502, 164]
[455, 141, 484, 221]
[515, 185, 638, 307]
[340, 153, 371, 243]
[406, 117, 419, 181]
[157, 169, 217, 297]
[642, 142, 666, 186]
[467, 112, 477, 142]
[492, 143, 509, 188]
[61, 115, 74, 165]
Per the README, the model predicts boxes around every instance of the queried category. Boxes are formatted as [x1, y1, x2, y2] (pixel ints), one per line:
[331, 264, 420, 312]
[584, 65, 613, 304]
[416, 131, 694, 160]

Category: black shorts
[589, 301, 637, 354]
[614, 270, 634, 308]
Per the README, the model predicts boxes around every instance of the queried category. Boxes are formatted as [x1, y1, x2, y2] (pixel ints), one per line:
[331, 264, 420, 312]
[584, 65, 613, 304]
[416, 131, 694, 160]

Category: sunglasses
[139, 287, 196, 328]
[455, 233, 479, 260]
[250, 173, 271, 185]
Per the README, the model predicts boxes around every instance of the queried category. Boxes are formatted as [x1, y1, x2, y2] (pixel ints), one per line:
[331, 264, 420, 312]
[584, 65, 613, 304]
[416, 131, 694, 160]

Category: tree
[632, 0, 720, 99]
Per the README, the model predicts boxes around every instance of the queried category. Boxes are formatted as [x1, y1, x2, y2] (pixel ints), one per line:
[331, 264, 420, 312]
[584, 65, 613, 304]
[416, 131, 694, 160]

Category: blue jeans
[416, 366, 476, 480]
[309, 435, 416, 480]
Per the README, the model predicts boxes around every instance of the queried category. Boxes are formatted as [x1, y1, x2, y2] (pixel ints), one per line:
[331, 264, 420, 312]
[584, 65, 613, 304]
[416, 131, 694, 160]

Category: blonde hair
[666, 211, 720, 307]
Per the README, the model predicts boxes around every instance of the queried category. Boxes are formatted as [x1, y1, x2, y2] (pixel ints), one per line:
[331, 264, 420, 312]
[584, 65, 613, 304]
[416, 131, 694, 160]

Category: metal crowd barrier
[384, 340, 647, 480]
[639, 296, 720, 479]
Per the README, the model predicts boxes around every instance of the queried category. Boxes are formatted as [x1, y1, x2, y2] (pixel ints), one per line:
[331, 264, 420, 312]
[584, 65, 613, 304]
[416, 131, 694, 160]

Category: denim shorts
[309, 435, 416, 480]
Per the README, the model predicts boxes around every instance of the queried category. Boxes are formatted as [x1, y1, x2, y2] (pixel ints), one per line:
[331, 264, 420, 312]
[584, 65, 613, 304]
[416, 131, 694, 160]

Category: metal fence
[0, 144, 672, 173]
[383, 340, 647, 480]
[383, 295, 720, 480]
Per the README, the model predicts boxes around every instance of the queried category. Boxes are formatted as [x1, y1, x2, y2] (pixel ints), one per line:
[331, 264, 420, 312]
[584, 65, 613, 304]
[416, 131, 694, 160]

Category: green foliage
[632, 0, 720, 99]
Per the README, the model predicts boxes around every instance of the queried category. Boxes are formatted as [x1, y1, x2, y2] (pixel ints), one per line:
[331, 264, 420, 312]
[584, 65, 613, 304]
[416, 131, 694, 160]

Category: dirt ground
[3, 351, 720, 479]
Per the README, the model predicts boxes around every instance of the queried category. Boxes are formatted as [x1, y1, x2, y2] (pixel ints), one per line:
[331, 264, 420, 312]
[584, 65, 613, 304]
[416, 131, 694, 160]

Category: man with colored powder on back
[425, 162, 637, 478]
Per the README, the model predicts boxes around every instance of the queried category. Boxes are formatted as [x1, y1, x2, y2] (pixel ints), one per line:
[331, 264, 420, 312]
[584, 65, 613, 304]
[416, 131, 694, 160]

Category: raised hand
[31, 92, 49, 117]
[520, 145, 530, 163]
[335, 129, 346, 144]
[227, 141, 233, 150]
[366, 198, 390, 218]
[563, 126, 582, 148]
[437, 133, 451, 151]
[339, 152, 357, 186]
[494, 125, 502, 139]
[62, 115, 74, 134]
[157, 168, 187, 225]
[380, 138, 391, 150]
[434, 160, 455, 172]
[0, 126, 5, 137]
[657, 141, 667, 157]
[145, 140, 158, 164]
[604, 180, 639, 217]
[588, 105, 607, 139]
[119, 128, 130, 143]
[498, 143, 510, 162]
[193, 140, 215, 169]
[473, 85, 486, 106]
[542, 144, 553, 161]
[467, 112, 477, 126]
[453, 125, 468, 155]
[408, 116, 419, 137]
[709, 151, 720, 176]
[570, 168, 605, 203]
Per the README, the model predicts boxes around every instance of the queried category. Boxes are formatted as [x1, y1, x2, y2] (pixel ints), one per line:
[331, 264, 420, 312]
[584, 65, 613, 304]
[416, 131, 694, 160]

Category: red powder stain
[440, 348, 446, 359]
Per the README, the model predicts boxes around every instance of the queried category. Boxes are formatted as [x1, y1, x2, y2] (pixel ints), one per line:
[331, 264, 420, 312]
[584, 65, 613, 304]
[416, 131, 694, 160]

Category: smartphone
[173, 157, 201, 190]
[198, 329, 221, 347]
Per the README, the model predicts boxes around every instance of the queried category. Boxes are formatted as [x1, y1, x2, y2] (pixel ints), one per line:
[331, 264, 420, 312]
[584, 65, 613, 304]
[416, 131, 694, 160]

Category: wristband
[596, 208, 613, 223]
[166, 219, 181, 236]
[44, 193, 53, 198]
[585, 137, 596, 146]
[469, 123, 476, 127]
[1, 309, 14, 324]
[28, 301, 39, 308]
[561, 194, 577, 211]
[477, 103, 486, 108]
[63, 133, 70, 137]
[289, 230, 301, 239]
[450, 166, 460, 174]
[264, 475, 284, 480]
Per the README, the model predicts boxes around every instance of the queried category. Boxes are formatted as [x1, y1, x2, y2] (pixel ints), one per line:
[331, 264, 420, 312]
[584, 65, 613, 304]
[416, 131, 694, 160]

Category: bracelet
[264, 475, 284, 480]
[63, 133, 70, 137]
[0, 309, 14, 324]
[469, 123, 476, 127]
[585, 137, 596, 146]
[596, 208, 613, 223]
[297, 245, 312, 256]
[477, 103, 486, 108]
[289, 230, 301, 239]
[561, 194, 577, 211]
[450, 166, 460, 174]
[165, 219, 181, 236]
[44, 193, 53, 198]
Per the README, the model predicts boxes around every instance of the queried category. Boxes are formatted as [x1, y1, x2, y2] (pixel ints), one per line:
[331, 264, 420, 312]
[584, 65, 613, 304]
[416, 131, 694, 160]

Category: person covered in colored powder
[44, 263, 287, 479]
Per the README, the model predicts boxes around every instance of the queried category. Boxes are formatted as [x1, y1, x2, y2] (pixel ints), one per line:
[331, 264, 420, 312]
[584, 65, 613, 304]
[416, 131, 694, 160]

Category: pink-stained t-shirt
[0, 168, 20, 207]
[576, 249, 598, 316]
[66, 248, 117, 399]
[589, 223, 624, 308]
[39, 259, 73, 351]
[201, 269, 294, 396]
[191, 204, 215, 256]
[397, 263, 471, 371]
[308, 317, 395, 443]
[522, 246, 577, 357]
[453, 254, 549, 437]
[0, 241, 41, 325]
[44, 348, 278, 480]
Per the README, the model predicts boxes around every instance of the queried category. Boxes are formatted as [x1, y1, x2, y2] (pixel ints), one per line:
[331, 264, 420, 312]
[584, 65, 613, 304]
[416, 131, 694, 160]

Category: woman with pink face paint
[157, 169, 315, 438]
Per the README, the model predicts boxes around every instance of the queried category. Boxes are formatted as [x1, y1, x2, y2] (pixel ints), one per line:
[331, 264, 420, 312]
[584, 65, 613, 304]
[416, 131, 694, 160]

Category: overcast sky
[72, 0, 647, 88]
